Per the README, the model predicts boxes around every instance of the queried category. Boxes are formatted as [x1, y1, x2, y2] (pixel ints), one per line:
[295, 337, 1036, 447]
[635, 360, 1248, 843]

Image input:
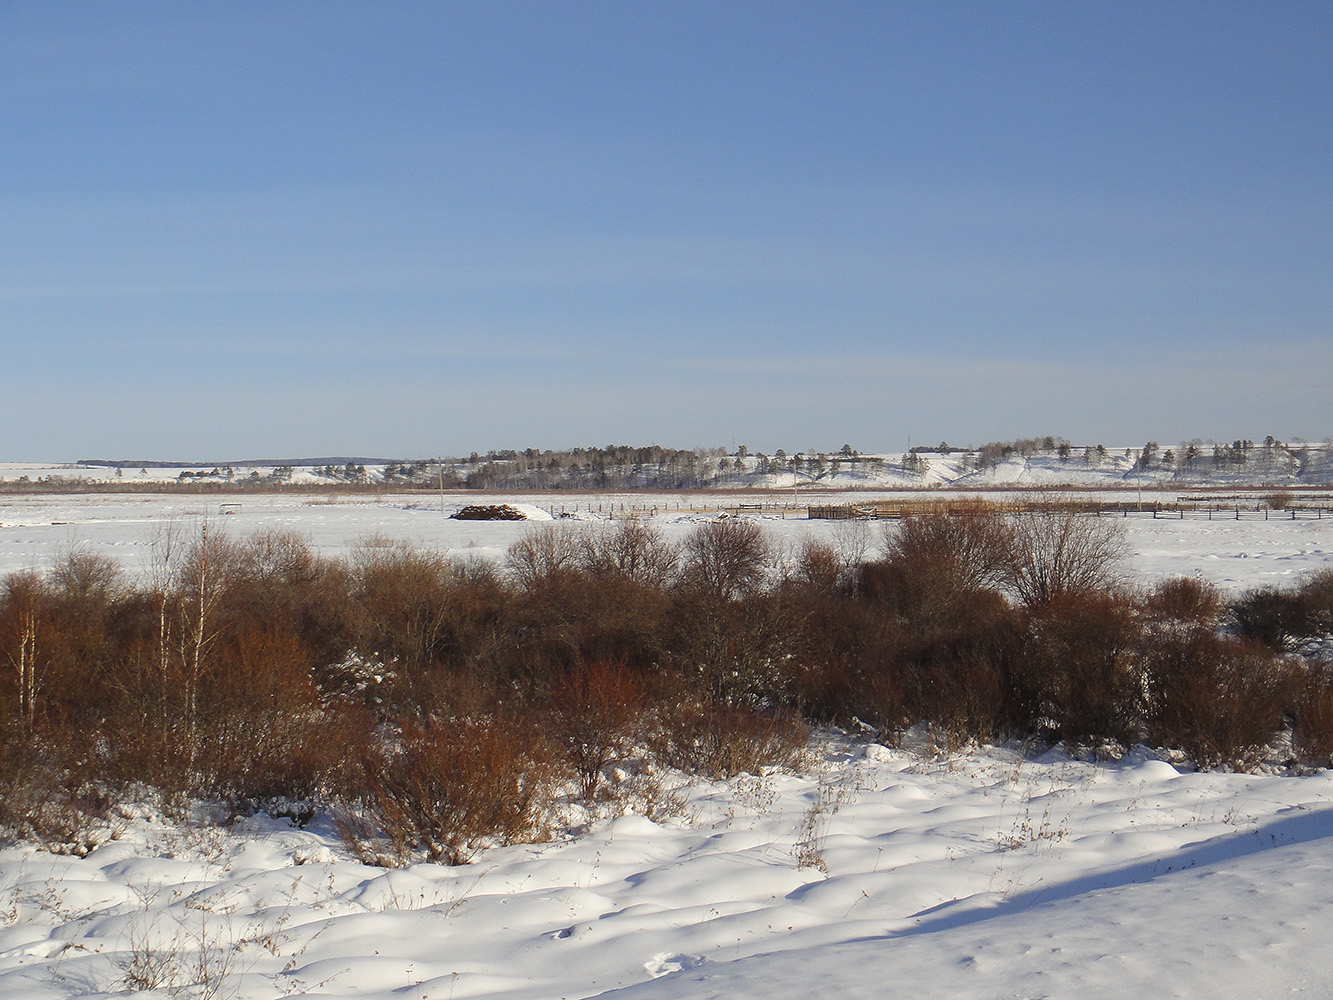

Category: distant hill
[77, 457, 397, 468]
[22, 439, 1332, 491]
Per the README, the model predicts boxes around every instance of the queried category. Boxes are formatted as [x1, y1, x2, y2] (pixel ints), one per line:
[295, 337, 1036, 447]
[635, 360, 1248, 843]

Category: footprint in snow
[645, 953, 705, 978]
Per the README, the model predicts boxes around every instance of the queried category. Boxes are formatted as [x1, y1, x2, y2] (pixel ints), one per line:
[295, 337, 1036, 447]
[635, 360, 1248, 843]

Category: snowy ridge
[5, 441, 1333, 490]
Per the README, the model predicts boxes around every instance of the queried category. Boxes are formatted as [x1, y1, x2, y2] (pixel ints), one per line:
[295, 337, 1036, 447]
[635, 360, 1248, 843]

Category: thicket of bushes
[2, 508, 1332, 862]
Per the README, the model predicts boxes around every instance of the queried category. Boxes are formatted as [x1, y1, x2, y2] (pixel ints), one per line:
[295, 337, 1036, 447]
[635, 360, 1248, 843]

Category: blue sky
[3, 1, 1330, 460]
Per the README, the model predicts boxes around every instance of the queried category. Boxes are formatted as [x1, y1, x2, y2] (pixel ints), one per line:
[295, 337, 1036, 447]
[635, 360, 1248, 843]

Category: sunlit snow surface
[2, 490, 1333, 998]
[1, 489, 1330, 592]
[3, 743, 1332, 999]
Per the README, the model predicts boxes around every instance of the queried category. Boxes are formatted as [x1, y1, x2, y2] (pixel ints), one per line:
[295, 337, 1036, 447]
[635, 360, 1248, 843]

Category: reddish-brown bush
[1005, 508, 1127, 607]
[791, 538, 843, 595]
[667, 590, 801, 705]
[579, 519, 679, 589]
[860, 530, 1022, 744]
[1294, 664, 1333, 765]
[1144, 634, 1295, 768]
[350, 538, 460, 674]
[0, 722, 114, 855]
[881, 504, 1014, 597]
[1145, 576, 1225, 628]
[547, 659, 647, 799]
[340, 717, 558, 866]
[1229, 586, 1311, 651]
[679, 518, 769, 601]
[1015, 590, 1145, 746]
[2, 506, 1320, 859]
[650, 697, 809, 779]
[499, 570, 671, 681]
[1299, 568, 1333, 633]
[506, 525, 582, 589]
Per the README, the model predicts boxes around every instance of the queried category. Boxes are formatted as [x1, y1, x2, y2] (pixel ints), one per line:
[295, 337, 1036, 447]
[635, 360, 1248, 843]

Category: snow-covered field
[3, 489, 1333, 998]
[1, 488, 1331, 593]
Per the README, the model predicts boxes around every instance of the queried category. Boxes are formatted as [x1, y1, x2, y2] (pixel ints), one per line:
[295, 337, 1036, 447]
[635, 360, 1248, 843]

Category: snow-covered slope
[3, 740, 1331, 999]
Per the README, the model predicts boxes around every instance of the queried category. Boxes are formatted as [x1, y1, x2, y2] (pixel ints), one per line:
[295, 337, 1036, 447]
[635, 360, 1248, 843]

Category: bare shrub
[894, 589, 1024, 745]
[1297, 568, 1333, 636]
[669, 590, 801, 705]
[579, 519, 678, 588]
[1228, 585, 1311, 651]
[776, 584, 898, 729]
[239, 527, 320, 584]
[1005, 507, 1127, 607]
[1232, 571, 1333, 654]
[861, 507, 1016, 658]
[340, 718, 556, 866]
[548, 660, 646, 799]
[882, 503, 1014, 596]
[907, 649, 1014, 748]
[227, 529, 354, 663]
[1144, 576, 1225, 630]
[791, 537, 842, 594]
[52, 548, 123, 604]
[348, 538, 480, 682]
[1294, 663, 1333, 764]
[679, 519, 769, 601]
[498, 566, 671, 680]
[769, 570, 892, 726]
[506, 525, 582, 589]
[830, 517, 874, 580]
[0, 725, 116, 855]
[1015, 590, 1146, 746]
[1144, 635, 1296, 769]
[651, 699, 809, 779]
[45, 552, 123, 714]
[185, 624, 349, 805]
[858, 506, 1022, 741]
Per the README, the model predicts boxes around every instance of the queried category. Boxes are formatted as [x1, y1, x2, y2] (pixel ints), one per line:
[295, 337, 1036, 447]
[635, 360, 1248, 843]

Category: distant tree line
[33, 436, 1333, 495]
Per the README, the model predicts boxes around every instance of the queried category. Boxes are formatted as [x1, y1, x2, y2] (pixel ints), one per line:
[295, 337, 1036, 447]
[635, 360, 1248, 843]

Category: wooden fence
[807, 500, 1333, 521]
[532, 497, 1333, 522]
